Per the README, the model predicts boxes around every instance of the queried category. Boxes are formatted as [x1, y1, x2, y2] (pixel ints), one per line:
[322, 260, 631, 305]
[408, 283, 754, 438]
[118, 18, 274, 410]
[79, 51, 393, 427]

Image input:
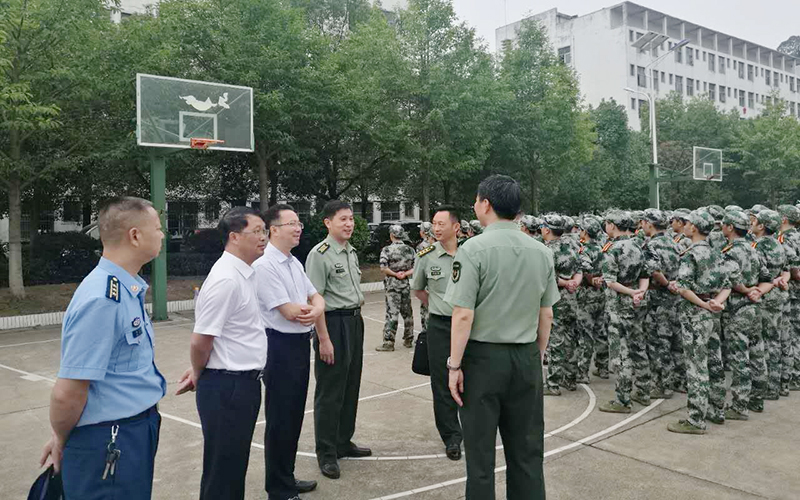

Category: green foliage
[182, 229, 224, 254]
[778, 36, 800, 58]
[25, 232, 102, 285]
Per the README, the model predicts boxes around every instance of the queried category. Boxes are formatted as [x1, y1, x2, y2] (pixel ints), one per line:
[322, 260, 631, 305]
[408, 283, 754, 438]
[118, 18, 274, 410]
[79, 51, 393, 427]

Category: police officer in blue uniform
[39, 197, 167, 500]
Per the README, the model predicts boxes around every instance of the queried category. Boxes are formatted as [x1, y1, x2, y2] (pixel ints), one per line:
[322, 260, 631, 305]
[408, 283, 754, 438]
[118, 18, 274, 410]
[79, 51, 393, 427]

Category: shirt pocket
[110, 328, 143, 373]
[329, 265, 350, 280]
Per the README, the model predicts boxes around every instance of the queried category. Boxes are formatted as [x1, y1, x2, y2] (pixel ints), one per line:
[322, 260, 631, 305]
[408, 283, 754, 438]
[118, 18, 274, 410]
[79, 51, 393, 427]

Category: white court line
[368, 397, 665, 500]
[0, 338, 61, 349]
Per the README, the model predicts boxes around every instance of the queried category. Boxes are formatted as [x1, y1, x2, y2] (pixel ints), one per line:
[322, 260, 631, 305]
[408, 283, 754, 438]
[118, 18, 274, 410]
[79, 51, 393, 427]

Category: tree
[0, 0, 115, 298]
[778, 36, 800, 58]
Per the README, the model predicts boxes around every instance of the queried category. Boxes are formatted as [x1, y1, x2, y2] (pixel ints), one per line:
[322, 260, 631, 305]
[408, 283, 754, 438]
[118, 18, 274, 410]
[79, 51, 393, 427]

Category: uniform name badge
[335, 263, 346, 274]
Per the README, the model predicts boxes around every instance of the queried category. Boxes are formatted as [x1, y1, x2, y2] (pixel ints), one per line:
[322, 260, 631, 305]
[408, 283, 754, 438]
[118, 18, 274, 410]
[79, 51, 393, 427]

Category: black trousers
[427, 314, 463, 446]
[196, 370, 262, 500]
[313, 310, 365, 465]
[263, 329, 311, 500]
[460, 341, 545, 500]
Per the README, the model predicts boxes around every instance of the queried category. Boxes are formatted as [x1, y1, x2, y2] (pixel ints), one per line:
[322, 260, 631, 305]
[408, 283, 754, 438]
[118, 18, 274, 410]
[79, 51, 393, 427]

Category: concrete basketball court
[1, 291, 798, 499]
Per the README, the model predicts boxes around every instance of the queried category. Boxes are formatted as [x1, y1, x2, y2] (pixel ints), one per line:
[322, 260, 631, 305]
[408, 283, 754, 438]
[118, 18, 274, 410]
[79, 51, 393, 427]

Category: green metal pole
[649, 163, 659, 209]
[150, 154, 168, 321]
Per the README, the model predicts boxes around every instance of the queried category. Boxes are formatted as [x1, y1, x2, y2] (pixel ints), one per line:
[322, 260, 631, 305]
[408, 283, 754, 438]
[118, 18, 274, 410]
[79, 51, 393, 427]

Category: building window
[719, 85, 726, 103]
[558, 46, 572, 65]
[167, 201, 199, 237]
[20, 212, 55, 241]
[675, 75, 683, 94]
[695, 49, 700, 59]
[739, 90, 746, 107]
[631, 97, 636, 109]
[669, 73, 674, 85]
[739, 63, 745, 79]
[748, 64, 754, 81]
[637, 66, 646, 87]
[791, 102, 796, 116]
[684, 47, 691, 65]
[727, 58, 731, 68]
[639, 99, 647, 112]
[292, 200, 312, 220]
[353, 202, 374, 223]
[702, 51, 706, 61]
[709, 83, 716, 101]
[630, 64, 635, 76]
[703, 81, 708, 92]
[687, 78, 694, 96]
[748, 92, 755, 109]
[761, 67, 764, 76]
[62, 200, 82, 223]
[661, 71, 665, 83]
[780, 73, 784, 83]
[766, 71, 771, 86]
[708, 53, 715, 72]
[719, 57, 725, 74]
[381, 202, 400, 221]
[676, 47, 684, 64]
[791, 77, 796, 92]
[203, 200, 220, 221]
[728, 87, 732, 97]
[653, 70, 659, 91]
[629, 30, 635, 42]
[774, 71, 779, 88]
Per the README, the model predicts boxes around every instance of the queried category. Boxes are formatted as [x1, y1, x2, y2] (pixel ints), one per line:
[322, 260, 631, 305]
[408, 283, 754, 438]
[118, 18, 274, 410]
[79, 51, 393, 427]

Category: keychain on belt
[102, 424, 121, 480]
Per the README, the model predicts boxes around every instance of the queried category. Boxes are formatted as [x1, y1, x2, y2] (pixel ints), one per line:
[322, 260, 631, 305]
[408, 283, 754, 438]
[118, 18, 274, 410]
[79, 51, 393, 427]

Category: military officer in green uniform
[305, 200, 372, 480]
[444, 175, 558, 500]
[411, 205, 463, 460]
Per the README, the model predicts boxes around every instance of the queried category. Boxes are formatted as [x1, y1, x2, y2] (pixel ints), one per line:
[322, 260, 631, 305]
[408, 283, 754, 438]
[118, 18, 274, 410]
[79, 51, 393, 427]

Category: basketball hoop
[190, 138, 225, 150]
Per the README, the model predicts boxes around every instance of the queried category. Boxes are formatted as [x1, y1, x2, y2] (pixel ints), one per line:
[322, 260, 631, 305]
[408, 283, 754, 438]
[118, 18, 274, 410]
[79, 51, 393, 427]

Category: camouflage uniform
[778, 206, 800, 390]
[602, 211, 652, 408]
[720, 210, 767, 416]
[543, 215, 581, 393]
[416, 227, 434, 337]
[671, 209, 693, 253]
[576, 216, 608, 381]
[379, 227, 416, 347]
[776, 206, 800, 394]
[753, 210, 788, 398]
[675, 211, 729, 430]
[642, 210, 683, 397]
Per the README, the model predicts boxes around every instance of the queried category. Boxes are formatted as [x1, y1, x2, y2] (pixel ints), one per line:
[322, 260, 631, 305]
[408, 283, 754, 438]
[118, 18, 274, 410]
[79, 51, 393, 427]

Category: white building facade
[496, 1, 800, 130]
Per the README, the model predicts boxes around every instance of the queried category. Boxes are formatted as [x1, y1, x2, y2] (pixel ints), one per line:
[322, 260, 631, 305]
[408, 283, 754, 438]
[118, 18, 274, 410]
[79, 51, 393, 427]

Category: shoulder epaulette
[417, 245, 435, 258]
[679, 248, 690, 257]
[721, 244, 733, 254]
[601, 242, 613, 253]
[778, 233, 785, 244]
[317, 242, 330, 254]
[106, 276, 120, 303]
[673, 236, 682, 243]
[751, 241, 759, 249]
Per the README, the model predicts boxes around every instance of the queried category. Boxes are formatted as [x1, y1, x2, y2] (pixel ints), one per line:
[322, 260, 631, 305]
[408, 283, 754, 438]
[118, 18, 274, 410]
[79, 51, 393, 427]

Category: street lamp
[626, 36, 689, 209]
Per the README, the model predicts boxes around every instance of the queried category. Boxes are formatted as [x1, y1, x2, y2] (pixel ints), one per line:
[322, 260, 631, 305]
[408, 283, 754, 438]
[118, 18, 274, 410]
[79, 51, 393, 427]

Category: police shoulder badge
[452, 261, 461, 283]
[106, 276, 120, 303]
[417, 245, 435, 258]
[318, 242, 330, 254]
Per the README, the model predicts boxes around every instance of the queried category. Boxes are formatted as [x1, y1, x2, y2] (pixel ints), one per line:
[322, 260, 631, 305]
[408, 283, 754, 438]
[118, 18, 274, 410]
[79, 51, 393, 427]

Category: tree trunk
[82, 200, 92, 228]
[30, 184, 41, 251]
[529, 166, 540, 215]
[8, 173, 26, 298]
[268, 168, 279, 206]
[442, 179, 451, 204]
[421, 162, 431, 221]
[256, 144, 269, 208]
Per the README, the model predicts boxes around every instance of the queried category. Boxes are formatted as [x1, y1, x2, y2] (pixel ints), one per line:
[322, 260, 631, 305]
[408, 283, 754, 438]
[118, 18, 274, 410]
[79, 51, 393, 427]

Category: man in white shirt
[176, 207, 267, 500]
[254, 204, 326, 500]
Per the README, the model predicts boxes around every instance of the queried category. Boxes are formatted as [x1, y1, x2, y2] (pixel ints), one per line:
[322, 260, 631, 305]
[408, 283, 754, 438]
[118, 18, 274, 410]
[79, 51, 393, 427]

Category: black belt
[326, 308, 361, 316]
[96, 405, 158, 426]
[204, 368, 263, 380]
[430, 313, 452, 320]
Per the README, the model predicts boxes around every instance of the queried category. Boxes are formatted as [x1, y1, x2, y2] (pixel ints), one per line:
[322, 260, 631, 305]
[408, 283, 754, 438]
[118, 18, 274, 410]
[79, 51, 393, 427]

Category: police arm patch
[452, 261, 461, 283]
[106, 276, 120, 303]
[417, 245, 435, 258]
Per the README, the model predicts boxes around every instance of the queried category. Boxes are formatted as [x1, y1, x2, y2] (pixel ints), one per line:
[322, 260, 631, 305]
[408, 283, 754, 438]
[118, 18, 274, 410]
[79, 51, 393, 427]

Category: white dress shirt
[253, 242, 318, 334]
[194, 251, 267, 370]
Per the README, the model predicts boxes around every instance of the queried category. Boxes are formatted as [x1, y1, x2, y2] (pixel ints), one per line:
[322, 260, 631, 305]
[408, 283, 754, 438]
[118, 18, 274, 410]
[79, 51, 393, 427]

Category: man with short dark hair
[255, 204, 324, 500]
[305, 201, 371, 480]
[411, 205, 463, 460]
[177, 206, 268, 499]
[445, 175, 558, 500]
[40, 196, 167, 500]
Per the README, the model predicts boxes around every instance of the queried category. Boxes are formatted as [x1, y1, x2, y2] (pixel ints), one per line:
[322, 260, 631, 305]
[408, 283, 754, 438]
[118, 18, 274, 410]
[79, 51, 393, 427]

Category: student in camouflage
[641, 209, 683, 399]
[751, 209, 790, 400]
[542, 214, 583, 395]
[576, 215, 608, 382]
[417, 222, 435, 338]
[670, 209, 693, 253]
[706, 205, 728, 251]
[776, 206, 800, 395]
[720, 209, 768, 419]
[598, 210, 652, 413]
[519, 215, 540, 239]
[778, 205, 800, 391]
[376, 225, 416, 351]
[667, 210, 730, 434]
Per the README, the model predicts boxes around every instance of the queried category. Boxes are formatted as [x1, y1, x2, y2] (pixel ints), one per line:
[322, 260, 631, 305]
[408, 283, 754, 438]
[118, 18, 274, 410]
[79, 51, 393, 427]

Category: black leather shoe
[320, 462, 340, 479]
[337, 444, 372, 458]
[445, 443, 462, 461]
[295, 479, 317, 493]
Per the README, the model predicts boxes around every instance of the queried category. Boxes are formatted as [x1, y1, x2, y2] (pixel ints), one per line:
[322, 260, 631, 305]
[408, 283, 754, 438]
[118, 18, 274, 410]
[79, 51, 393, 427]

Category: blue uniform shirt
[58, 258, 166, 426]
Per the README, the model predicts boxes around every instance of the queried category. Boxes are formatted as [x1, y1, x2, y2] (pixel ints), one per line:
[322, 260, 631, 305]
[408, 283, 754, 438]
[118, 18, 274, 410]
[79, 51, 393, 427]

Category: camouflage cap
[687, 210, 715, 234]
[632, 210, 645, 222]
[420, 221, 433, 237]
[469, 220, 483, 235]
[389, 224, 409, 239]
[643, 208, 667, 227]
[724, 204, 743, 212]
[757, 209, 782, 233]
[777, 204, 800, 224]
[671, 208, 691, 221]
[580, 215, 603, 239]
[706, 205, 725, 222]
[542, 213, 567, 230]
[604, 210, 627, 228]
[722, 210, 751, 231]
[751, 204, 768, 214]
[563, 215, 576, 229]
[519, 215, 540, 232]
[460, 220, 469, 232]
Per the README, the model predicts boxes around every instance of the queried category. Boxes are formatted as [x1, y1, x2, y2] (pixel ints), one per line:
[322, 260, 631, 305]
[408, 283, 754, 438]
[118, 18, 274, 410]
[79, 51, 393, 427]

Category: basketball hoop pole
[149, 151, 168, 321]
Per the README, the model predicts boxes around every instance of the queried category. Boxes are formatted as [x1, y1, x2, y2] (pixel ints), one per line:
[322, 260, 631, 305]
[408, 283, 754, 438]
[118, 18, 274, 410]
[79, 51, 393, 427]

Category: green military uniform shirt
[411, 241, 455, 317]
[306, 235, 365, 311]
[443, 221, 560, 344]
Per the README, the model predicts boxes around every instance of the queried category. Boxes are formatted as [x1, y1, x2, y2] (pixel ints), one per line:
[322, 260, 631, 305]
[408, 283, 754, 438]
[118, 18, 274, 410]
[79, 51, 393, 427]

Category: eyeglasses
[273, 221, 304, 229]
[241, 228, 268, 236]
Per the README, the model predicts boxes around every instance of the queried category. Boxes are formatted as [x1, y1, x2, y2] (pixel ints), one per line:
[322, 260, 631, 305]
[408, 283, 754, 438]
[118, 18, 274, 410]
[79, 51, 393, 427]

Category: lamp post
[626, 37, 690, 209]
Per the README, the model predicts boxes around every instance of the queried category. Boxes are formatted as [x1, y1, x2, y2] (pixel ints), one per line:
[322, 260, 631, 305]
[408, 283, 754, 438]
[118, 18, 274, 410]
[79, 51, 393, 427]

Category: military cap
[671, 208, 691, 221]
[389, 224, 409, 240]
[757, 209, 782, 233]
[643, 208, 667, 227]
[469, 220, 483, 235]
[542, 213, 567, 230]
[420, 221, 433, 238]
[777, 204, 800, 224]
[519, 215, 540, 232]
[460, 220, 469, 232]
[632, 210, 645, 222]
[604, 210, 627, 227]
[724, 204, 743, 212]
[687, 210, 715, 234]
[751, 204, 768, 214]
[563, 215, 576, 229]
[580, 216, 603, 239]
[722, 210, 751, 231]
[706, 205, 724, 222]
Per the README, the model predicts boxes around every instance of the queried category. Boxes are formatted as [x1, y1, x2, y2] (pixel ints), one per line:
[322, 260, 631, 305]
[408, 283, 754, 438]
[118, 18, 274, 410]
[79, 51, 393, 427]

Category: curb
[0, 282, 385, 331]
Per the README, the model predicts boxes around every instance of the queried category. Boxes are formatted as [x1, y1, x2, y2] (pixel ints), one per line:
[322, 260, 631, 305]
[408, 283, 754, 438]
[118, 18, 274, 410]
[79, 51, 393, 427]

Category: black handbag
[412, 331, 430, 376]
[28, 465, 63, 500]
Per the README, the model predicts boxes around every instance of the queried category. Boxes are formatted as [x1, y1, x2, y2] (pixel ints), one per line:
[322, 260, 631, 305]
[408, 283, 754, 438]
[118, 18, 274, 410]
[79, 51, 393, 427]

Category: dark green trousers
[313, 310, 364, 465]
[460, 340, 545, 500]
[427, 314, 463, 447]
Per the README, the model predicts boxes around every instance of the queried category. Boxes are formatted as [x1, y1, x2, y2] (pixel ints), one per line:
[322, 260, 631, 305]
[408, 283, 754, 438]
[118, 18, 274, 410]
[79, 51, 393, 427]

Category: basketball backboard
[136, 73, 254, 152]
[693, 147, 723, 182]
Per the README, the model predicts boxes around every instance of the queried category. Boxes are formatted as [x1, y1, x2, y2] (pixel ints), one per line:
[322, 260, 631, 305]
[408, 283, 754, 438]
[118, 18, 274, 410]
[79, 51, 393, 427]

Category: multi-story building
[496, 1, 800, 130]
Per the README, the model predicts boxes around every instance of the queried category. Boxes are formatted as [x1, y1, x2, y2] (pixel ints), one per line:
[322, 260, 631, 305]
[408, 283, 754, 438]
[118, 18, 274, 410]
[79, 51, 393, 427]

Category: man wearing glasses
[254, 204, 325, 500]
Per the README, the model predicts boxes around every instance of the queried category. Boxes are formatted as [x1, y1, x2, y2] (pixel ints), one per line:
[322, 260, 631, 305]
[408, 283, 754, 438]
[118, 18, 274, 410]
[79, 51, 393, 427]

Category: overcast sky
[448, 0, 799, 53]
